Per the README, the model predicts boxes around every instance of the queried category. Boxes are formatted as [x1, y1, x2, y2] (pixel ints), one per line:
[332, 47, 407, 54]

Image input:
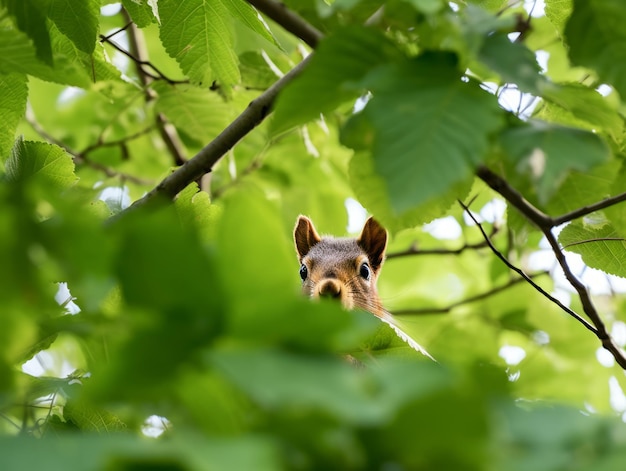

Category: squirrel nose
[318, 279, 341, 299]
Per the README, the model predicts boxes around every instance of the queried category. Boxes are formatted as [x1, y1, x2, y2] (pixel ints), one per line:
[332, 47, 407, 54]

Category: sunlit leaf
[500, 120, 610, 203]
[559, 221, 626, 278]
[48, 0, 99, 54]
[346, 53, 502, 214]
[272, 26, 401, 133]
[2, 0, 52, 65]
[5, 138, 77, 190]
[158, 0, 240, 87]
[0, 73, 27, 162]
[565, 0, 626, 98]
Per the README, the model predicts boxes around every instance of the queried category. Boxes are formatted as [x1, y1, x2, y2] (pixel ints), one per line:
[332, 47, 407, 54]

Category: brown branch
[459, 199, 598, 333]
[114, 53, 315, 218]
[100, 34, 187, 85]
[475, 167, 626, 369]
[386, 226, 498, 259]
[78, 126, 155, 156]
[552, 191, 626, 226]
[246, 0, 324, 48]
[392, 271, 548, 316]
[25, 106, 152, 185]
[122, 8, 188, 167]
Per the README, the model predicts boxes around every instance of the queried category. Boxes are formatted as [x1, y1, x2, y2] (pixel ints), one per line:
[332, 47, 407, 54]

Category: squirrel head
[294, 216, 388, 316]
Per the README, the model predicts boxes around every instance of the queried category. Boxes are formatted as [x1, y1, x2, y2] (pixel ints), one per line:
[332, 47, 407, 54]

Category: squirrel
[294, 215, 434, 360]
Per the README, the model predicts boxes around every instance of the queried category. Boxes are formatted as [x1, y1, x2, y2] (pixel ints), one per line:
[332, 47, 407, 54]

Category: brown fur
[294, 216, 387, 317]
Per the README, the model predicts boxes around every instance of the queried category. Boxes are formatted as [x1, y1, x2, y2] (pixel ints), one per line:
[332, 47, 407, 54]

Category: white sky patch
[22, 351, 77, 378]
[345, 198, 368, 233]
[612, 321, 626, 347]
[597, 348, 615, 368]
[424, 216, 462, 240]
[499, 345, 527, 365]
[528, 148, 546, 178]
[55, 282, 81, 314]
[462, 208, 481, 227]
[597, 84, 613, 96]
[532, 330, 550, 345]
[142, 415, 171, 438]
[58, 87, 85, 106]
[99, 186, 131, 211]
[101, 3, 122, 16]
[609, 376, 626, 412]
[22, 355, 46, 377]
[535, 50, 549, 73]
[479, 198, 506, 224]
[353, 93, 371, 113]
[524, 0, 546, 17]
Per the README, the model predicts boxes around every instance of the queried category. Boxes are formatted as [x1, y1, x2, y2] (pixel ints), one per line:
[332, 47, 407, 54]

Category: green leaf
[500, 120, 610, 204]
[47, 0, 99, 54]
[174, 182, 222, 241]
[154, 82, 235, 142]
[271, 26, 401, 133]
[0, 434, 281, 471]
[0, 73, 27, 162]
[545, 160, 621, 216]
[211, 348, 449, 425]
[222, 0, 279, 47]
[478, 33, 545, 94]
[158, 0, 240, 87]
[121, 0, 157, 27]
[545, 0, 573, 32]
[565, 0, 626, 98]
[64, 398, 127, 432]
[5, 139, 77, 190]
[348, 150, 474, 232]
[559, 221, 626, 278]
[0, 18, 120, 87]
[346, 53, 502, 214]
[542, 83, 623, 137]
[2, 0, 53, 65]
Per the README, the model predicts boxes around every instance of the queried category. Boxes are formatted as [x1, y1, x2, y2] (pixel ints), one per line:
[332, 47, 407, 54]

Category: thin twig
[393, 271, 548, 315]
[475, 168, 626, 368]
[552, 191, 626, 226]
[100, 35, 187, 85]
[78, 126, 155, 156]
[113, 53, 315, 219]
[122, 8, 188, 167]
[458, 199, 598, 334]
[386, 226, 498, 259]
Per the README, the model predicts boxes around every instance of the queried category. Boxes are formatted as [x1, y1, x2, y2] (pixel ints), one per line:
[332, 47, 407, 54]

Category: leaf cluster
[2, 0, 626, 470]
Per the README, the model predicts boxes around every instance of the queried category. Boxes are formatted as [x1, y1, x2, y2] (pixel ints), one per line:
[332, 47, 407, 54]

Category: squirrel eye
[299, 264, 308, 281]
[359, 262, 371, 280]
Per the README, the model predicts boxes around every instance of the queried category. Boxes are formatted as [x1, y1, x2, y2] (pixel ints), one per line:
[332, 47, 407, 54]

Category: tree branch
[392, 271, 548, 315]
[386, 226, 498, 259]
[246, 0, 323, 48]
[552, 191, 626, 226]
[122, 8, 188, 167]
[459, 199, 598, 333]
[474, 168, 626, 368]
[116, 53, 314, 217]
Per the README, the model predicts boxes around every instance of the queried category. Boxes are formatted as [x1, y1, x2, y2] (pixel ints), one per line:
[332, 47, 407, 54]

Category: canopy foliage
[2, 0, 626, 469]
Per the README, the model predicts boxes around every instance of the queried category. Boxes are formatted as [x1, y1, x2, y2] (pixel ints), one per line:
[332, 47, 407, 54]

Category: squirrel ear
[294, 216, 322, 260]
[358, 217, 387, 271]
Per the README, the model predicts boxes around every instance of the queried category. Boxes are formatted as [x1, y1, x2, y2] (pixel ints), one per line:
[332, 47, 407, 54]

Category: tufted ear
[358, 217, 387, 271]
[294, 216, 322, 261]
